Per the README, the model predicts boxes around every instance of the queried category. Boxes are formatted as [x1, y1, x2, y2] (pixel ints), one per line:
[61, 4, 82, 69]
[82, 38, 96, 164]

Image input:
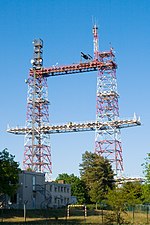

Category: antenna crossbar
[7, 117, 141, 135]
[29, 60, 117, 77]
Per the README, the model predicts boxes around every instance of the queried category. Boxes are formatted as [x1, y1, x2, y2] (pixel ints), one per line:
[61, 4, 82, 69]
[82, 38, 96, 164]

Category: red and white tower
[7, 27, 140, 179]
[93, 25, 123, 175]
[23, 39, 52, 180]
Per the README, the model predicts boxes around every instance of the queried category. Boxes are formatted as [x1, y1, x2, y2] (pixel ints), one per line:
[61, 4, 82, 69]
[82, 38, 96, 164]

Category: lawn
[0, 208, 149, 224]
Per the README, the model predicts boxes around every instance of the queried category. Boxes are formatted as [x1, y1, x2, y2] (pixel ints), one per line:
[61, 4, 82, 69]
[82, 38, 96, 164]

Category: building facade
[15, 170, 45, 209]
[12, 171, 71, 209]
[44, 180, 71, 208]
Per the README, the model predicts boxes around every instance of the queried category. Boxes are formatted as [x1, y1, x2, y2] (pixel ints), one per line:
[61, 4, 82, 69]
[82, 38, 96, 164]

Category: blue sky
[0, 0, 149, 179]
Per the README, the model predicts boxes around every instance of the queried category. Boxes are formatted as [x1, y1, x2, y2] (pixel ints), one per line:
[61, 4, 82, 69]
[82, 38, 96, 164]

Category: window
[50, 185, 52, 192]
[67, 188, 69, 193]
[32, 196, 36, 208]
[61, 186, 63, 192]
[49, 197, 52, 203]
[64, 187, 66, 192]
[55, 187, 57, 192]
[10, 193, 17, 204]
[55, 197, 57, 204]
[33, 176, 36, 191]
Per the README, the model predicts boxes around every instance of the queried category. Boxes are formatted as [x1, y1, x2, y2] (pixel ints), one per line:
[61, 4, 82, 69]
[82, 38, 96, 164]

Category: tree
[142, 153, 150, 183]
[56, 173, 89, 204]
[106, 182, 142, 225]
[106, 188, 127, 225]
[141, 154, 150, 204]
[0, 149, 20, 197]
[141, 183, 150, 204]
[79, 151, 115, 203]
[122, 181, 142, 206]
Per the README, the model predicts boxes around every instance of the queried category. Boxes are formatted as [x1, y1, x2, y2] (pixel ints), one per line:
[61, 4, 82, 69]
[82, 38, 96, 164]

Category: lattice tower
[7, 27, 141, 179]
[23, 39, 52, 180]
[93, 25, 123, 175]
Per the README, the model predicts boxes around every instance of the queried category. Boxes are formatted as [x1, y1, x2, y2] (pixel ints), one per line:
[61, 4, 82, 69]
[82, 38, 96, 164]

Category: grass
[124, 211, 149, 224]
[0, 208, 149, 224]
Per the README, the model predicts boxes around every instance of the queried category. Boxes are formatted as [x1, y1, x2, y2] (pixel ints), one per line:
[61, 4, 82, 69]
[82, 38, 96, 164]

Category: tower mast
[23, 39, 52, 180]
[93, 24, 99, 60]
[7, 27, 141, 179]
[94, 25, 123, 175]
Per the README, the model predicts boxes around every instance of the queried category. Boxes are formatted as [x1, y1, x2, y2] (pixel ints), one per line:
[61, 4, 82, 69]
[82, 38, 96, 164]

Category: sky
[0, 0, 149, 180]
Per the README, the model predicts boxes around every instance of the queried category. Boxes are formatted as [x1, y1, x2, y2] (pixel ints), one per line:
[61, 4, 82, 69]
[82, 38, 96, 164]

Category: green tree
[56, 173, 89, 204]
[0, 149, 20, 197]
[122, 181, 142, 206]
[142, 153, 150, 183]
[141, 154, 150, 204]
[79, 151, 115, 203]
[141, 183, 150, 204]
[106, 182, 142, 225]
[106, 187, 127, 225]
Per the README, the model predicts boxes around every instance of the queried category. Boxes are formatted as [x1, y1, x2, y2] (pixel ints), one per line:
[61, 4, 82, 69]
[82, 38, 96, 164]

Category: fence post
[24, 200, 28, 222]
[24, 203, 26, 222]
[146, 206, 149, 224]
[85, 205, 87, 218]
[132, 206, 135, 224]
[102, 207, 104, 224]
[67, 205, 69, 218]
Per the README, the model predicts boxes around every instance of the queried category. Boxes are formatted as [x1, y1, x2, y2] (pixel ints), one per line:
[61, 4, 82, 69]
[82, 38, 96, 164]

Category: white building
[44, 180, 71, 208]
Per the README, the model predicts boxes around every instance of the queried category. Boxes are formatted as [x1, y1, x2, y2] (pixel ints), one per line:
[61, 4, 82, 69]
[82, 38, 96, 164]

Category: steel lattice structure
[93, 25, 123, 173]
[23, 39, 52, 180]
[7, 26, 141, 179]
[8, 117, 140, 135]
[95, 52, 123, 173]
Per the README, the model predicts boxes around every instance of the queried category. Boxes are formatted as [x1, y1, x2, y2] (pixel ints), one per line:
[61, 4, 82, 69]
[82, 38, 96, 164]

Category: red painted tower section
[23, 39, 52, 180]
[7, 27, 141, 179]
[93, 26, 123, 174]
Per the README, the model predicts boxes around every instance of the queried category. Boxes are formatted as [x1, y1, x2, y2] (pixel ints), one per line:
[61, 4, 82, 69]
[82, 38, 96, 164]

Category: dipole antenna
[93, 24, 99, 60]
[7, 27, 141, 179]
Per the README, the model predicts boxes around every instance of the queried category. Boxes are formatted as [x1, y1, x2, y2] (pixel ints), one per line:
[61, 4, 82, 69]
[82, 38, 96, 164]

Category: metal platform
[7, 116, 141, 135]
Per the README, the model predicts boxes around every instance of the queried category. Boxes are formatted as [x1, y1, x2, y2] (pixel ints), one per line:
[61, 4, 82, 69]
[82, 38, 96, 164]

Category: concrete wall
[44, 181, 71, 208]
[12, 171, 72, 209]
[16, 170, 45, 209]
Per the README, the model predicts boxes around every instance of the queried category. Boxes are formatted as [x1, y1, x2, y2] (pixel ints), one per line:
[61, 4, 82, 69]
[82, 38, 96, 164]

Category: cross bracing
[7, 116, 140, 135]
[7, 26, 141, 179]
